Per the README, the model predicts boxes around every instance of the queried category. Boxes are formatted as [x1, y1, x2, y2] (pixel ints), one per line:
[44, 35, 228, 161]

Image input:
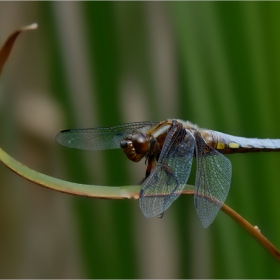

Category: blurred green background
[0, 1, 280, 278]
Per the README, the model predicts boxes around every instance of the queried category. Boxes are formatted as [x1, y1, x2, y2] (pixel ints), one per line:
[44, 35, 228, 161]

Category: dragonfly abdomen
[211, 131, 280, 154]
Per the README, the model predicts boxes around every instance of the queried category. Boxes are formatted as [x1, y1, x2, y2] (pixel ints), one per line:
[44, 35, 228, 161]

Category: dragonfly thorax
[120, 132, 152, 162]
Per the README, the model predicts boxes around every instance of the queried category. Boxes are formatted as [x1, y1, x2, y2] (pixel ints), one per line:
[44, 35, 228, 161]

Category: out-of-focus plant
[0, 24, 280, 264]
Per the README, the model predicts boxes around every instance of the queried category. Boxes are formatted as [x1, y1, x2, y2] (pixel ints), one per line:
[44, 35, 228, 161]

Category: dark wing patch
[139, 122, 195, 217]
[194, 133, 232, 228]
[55, 121, 159, 150]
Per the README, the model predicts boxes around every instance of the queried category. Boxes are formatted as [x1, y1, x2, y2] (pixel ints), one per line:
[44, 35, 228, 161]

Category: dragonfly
[55, 119, 280, 228]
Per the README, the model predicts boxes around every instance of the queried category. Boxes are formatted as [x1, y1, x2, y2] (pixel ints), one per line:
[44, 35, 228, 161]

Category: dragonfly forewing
[194, 133, 232, 228]
[139, 122, 195, 217]
[55, 121, 159, 150]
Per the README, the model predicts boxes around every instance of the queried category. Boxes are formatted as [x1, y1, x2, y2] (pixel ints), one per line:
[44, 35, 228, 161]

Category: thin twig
[183, 188, 280, 262]
[222, 203, 280, 262]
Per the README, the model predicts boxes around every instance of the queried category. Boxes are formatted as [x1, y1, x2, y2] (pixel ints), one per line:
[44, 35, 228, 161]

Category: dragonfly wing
[194, 133, 232, 228]
[55, 121, 159, 150]
[139, 122, 195, 217]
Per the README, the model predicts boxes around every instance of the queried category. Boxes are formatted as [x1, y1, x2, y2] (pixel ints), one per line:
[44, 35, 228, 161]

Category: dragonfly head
[120, 133, 151, 162]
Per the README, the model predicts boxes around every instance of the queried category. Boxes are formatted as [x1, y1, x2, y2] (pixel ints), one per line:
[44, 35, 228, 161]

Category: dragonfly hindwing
[194, 133, 232, 228]
[139, 122, 195, 217]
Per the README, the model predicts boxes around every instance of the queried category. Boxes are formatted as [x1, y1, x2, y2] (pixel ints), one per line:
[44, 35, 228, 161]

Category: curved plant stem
[0, 144, 279, 263]
[0, 146, 140, 199]
[0, 145, 194, 200]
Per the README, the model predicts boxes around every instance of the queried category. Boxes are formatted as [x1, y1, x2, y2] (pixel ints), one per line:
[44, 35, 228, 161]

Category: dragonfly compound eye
[131, 133, 150, 154]
[120, 140, 128, 148]
[120, 137, 143, 162]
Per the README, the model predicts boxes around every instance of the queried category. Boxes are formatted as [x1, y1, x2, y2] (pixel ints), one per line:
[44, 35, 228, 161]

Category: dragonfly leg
[145, 156, 157, 178]
[157, 212, 164, 218]
[138, 156, 157, 184]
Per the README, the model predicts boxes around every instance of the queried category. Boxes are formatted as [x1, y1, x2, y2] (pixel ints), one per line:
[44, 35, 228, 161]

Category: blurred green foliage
[0, 1, 280, 278]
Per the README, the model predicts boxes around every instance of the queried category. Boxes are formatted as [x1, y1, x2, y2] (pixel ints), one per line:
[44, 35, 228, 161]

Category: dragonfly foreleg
[157, 212, 164, 218]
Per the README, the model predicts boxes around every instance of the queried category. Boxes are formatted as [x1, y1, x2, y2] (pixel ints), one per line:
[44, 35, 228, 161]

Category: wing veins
[139, 121, 195, 217]
[56, 121, 159, 150]
[194, 133, 232, 228]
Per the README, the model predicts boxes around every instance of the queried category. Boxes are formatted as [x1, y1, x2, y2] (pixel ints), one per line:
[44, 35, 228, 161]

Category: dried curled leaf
[0, 23, 38, 74]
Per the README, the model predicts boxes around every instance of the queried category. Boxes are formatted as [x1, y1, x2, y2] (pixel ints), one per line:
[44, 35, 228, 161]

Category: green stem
[0, 147, 140, 199]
